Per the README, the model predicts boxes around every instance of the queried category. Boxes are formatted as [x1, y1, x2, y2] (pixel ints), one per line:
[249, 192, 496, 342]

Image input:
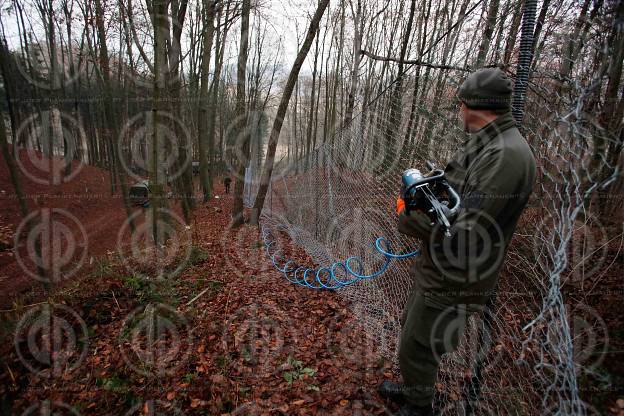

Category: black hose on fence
[511, 0, 539, 124]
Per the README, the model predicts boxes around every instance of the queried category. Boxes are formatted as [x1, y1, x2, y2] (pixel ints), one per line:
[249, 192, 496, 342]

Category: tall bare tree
[475, 0, 500, 66]
[250, 0, 331, 225]
[150, 0, 169, 243]
[93, 0, 135, 231]
[231, 0, 251, 227]
[198, 0, 217, 202]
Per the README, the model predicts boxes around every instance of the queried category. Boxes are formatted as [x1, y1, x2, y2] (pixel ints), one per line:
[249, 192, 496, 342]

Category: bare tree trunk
[39, 0, 58, 160]
[231, 0, 251, 227]
[0, 25, 21, 153]
[503, 0, 524, 66]
[531, 0, 551, 54]
[198, 0, 216, 202]
[151, 0, 169, 244]
[93, 0, 135, 231]
[559, 0, 599, 80]
[209, 1, 232, 169]
[0, 42, 45, 281]
[344, 0, 362, 127]
[378, 0, 416, 175]
[313, 21, 328, 152]
[490, 0, 509, 63]
[475, 0, 500, 67]
[305, 30, 320, 165]
[322, 19, 335, 145]
[167, 0, 193, 222]
[596, 0, 624, 215]
[250, 0, 330, 225]
[0, 105, 28, 221]
[328, 3, 346, 154]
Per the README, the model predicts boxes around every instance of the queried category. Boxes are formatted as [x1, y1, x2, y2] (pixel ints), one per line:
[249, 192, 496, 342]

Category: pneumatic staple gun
[400, 161, 461, 237]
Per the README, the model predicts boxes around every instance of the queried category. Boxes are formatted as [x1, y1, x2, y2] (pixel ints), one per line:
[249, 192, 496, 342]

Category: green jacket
[398, 112, 536, 311]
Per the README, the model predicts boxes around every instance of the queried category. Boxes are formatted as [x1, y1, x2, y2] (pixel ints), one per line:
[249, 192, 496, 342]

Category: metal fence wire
[243, 10, 620, 416]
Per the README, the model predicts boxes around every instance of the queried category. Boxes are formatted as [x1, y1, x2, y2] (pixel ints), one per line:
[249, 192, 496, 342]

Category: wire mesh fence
[243, 51, 619, 414]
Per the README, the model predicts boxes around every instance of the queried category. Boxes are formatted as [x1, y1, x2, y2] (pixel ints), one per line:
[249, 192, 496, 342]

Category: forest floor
[0, 148, 129, 305]
[0, 155, 396, 415]
[0, 152, 622, 415]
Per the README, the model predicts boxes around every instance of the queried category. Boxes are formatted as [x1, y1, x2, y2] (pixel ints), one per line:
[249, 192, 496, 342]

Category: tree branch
[359, 48, 471, 71]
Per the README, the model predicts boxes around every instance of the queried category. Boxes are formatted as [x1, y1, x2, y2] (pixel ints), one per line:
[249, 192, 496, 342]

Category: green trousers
[398, 292, 470, 406]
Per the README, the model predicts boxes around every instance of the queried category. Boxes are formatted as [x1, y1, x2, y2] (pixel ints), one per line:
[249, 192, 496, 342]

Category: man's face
[459, 101, 470, 132]
[459, 102, 498, 133]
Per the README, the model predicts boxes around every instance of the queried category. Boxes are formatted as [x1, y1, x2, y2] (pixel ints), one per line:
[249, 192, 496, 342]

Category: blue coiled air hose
[261, 224, 420, 289]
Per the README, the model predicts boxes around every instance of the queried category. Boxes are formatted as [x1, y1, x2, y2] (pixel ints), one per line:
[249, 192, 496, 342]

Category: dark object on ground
[394, 404, 434, 416]
[129, 180, 150, 207]
[378, 380, 405, 404]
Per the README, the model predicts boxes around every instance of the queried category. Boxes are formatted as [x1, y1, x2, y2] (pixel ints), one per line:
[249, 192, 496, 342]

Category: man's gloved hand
[397, 196, 432, 240]
[398, 195, 424, 216]
[396, 196, 406, 215]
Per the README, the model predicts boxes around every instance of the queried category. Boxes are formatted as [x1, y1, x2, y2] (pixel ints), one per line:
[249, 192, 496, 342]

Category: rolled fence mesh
[243, 13, 619, 416]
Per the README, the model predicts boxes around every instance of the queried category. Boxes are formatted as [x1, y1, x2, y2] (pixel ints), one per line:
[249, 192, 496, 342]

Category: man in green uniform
[378, 68, 537, 416]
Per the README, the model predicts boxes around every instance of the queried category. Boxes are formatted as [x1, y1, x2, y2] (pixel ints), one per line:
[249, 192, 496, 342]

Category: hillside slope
[0, 147, 129, 304]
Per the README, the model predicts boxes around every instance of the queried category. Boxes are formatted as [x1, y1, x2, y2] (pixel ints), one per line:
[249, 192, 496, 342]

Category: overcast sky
[0, 0, 331, 78]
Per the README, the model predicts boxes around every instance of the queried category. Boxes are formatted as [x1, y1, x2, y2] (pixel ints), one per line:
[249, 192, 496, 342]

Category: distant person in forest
[378, 68, 536, 416]
[223, 176, 232, 194]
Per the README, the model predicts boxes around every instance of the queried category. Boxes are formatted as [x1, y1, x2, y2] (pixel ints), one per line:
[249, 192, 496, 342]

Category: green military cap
[457, 68, 512, 110]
